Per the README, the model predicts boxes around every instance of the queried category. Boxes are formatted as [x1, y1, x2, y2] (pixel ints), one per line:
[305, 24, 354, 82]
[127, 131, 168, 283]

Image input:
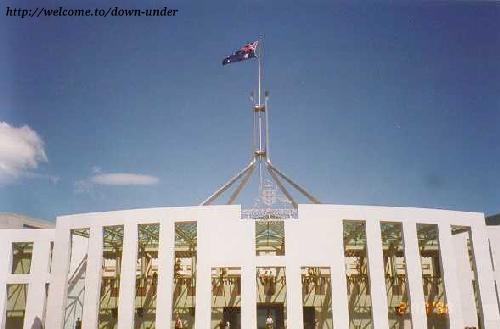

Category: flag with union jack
[222, 41, 258, 66]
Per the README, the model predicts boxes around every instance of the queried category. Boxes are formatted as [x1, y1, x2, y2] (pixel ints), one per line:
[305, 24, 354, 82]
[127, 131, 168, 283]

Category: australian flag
[222, 41, 259, 66]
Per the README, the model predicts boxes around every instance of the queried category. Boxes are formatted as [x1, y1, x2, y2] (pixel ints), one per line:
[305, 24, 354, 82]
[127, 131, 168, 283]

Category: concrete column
[402, 221, 426, 329]
[24, 238, 51, 328]
[117, 223, 138, 329]
[470, 224, 500, 329]
[488, 233, 500, 280]
[193, 219, 210, 329]
[241, 265, 256, 329]
[487, 230, 500, 315]
[45, 224, 72, 329]
[438, 222, 464, 328]
[82, 226, 103, 329]
[156, 221, 175, 329]
[330, 219, 349, 329]
[0, 238, 11, 328]
[286, 265, 302, 329]
[452, 232, 477, 326]
[194, 263, 211, 329]
[365, 219, 390, 329]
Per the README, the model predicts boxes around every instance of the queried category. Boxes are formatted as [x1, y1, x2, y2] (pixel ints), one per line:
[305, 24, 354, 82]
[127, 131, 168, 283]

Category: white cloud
[74, 170, 159, 193]
[91, 173, 159, 186]
[0, 121, 48, 183]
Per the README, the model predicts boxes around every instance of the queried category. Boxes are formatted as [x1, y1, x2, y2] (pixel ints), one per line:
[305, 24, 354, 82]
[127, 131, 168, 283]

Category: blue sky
[1, 0, 499, 220]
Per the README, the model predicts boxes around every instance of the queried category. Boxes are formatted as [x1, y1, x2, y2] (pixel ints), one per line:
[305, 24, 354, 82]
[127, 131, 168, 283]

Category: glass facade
[134, 223, 160, 329]
[11, 242, 33, 274]
[301, 267, 333, 329]
[211, 267, 241, 329]
[172, 222, 197, 329]
[417, 224, 449, 329]
[5, 284, 28, 329]
[256, 220, 285, 256]
[381, 222, 412, 329]
[344, 221, 373, 329]
[63, 228, 90, 329]
[98, 225, 124, 329]
[256, 266, 287, 329]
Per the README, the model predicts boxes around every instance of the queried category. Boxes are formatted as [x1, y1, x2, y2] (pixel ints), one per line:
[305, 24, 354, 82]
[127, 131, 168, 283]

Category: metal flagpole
[201, 38, 321, 209]
[257, 37, 264, 191]
[267, 165, 298, 208]
[200, 159, 255, 206]
[267, 162, 321, 204]
[258, 38, 262, 107]
[227, 164, 255, 204]
[265, 91, 270, 163]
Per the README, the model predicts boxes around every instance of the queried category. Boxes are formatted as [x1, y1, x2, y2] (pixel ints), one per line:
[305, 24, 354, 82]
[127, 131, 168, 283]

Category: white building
[1, 206, 500, 329]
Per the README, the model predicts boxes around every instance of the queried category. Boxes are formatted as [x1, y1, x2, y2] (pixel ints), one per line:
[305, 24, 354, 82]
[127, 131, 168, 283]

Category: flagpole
[265, 91, 271, 163]
[257, 37, 264, 193]
[201, 38, 321, 209]
[258, 39, 262, 106]
[257, 38, 263, 159]
[258, 37, 271, 163]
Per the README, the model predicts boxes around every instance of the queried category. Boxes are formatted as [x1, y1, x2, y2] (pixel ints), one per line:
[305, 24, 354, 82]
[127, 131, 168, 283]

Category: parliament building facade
[1, 205, 500, 329]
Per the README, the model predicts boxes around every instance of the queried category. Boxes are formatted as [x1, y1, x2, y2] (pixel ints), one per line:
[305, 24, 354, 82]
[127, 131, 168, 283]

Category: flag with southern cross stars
[222, 41, 259, 66]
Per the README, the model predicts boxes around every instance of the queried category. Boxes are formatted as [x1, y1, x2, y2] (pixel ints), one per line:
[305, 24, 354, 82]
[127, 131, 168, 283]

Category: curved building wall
[1, 205, 500, 329]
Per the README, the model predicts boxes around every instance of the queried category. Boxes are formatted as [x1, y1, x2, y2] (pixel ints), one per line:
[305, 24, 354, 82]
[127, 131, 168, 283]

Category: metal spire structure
[200, 40, 320, 218]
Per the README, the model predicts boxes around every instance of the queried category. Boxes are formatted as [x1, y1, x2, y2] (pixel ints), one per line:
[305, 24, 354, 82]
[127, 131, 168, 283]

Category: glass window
[343, 220, 373, 329]
[211, 267, 241, 329]
[381, 222, 412, 328]
[417, 224, 449, 329]
[63, 228, 90, 329]
[98, 225, 124, 329]
[42, 283, 49, 327]
[301, 267, 333, 329]
[172, 222, 197, 329]
[256, 267, 287, 329]
[11, 242, 33, 274]
[255, 220, 285, 256]
[135, 223, 160, 329]
[49, 241, 54, 273]
[5, 284, 28, 329]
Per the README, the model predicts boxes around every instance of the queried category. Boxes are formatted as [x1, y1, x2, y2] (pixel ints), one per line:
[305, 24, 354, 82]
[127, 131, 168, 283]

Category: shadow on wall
[30, 316, 43, 329]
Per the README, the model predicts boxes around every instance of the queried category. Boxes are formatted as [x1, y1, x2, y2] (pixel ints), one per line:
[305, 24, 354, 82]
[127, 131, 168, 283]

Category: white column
[117, 223, 138, 329]
[286, 265, 303, 329]
[156, 221, 175, 328]
[365, 219, 390, 329]
[470, 224, 500, 329]
[437, 222, 464, 328]
[330, 219, 349, 329]
[0, 238, 11, 328]
[24, 238, 51, 328]
[82, 226, 103, 329]
[193, 219, 211, 329]
[194, 263, 211, 329]
[452, 232, 477, 326]
[487, 233, 500, 313]
[45, 224, 72, 329]
[241, 265, 256, 329]
[402, 222, 426, 329]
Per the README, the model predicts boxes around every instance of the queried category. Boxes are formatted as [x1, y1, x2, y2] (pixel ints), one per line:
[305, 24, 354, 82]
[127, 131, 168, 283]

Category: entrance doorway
[257, 303, 285, 329]
[223, 307, 241, 328]
[303, 307, 315, 329]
